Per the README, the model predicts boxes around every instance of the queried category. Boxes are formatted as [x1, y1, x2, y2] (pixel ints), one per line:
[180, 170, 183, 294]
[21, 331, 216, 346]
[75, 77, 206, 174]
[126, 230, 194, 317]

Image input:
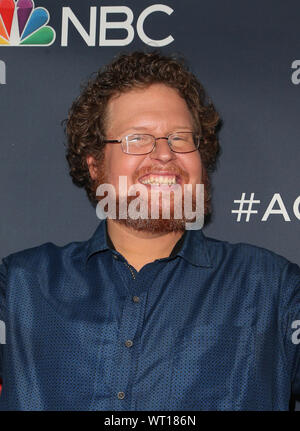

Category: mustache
[133, 164, 189, 182]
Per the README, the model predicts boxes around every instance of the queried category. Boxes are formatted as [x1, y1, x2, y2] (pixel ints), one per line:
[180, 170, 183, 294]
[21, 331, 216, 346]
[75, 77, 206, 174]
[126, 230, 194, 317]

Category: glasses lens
[124, 134, 154, 154]
[169, 132, 199, 153]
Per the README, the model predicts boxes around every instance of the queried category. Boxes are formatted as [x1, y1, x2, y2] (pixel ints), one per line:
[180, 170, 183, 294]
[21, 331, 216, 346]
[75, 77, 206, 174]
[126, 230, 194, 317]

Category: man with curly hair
[0, 51, 299, 411]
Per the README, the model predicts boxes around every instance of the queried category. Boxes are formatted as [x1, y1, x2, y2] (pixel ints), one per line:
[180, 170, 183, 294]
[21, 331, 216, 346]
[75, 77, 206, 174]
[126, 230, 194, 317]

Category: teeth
[140, 175, 177, 185]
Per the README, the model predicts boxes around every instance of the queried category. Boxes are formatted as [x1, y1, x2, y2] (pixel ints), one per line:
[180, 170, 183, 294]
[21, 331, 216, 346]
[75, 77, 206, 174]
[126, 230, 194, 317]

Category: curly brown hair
[65, 50, 220, 215]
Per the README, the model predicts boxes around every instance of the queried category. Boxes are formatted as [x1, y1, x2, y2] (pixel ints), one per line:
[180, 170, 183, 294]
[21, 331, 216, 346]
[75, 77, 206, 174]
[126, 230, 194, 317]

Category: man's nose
[149, 137, 176, 162]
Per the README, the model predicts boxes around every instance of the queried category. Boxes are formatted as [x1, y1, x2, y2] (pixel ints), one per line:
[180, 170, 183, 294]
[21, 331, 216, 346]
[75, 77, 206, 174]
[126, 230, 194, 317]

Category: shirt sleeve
[0, 260, 7, 380]
[279, 261, 300, 396]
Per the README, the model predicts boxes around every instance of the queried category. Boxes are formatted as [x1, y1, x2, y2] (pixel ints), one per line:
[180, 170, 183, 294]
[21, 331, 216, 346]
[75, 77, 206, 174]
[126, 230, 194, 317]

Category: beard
[92, 152, 209, 234]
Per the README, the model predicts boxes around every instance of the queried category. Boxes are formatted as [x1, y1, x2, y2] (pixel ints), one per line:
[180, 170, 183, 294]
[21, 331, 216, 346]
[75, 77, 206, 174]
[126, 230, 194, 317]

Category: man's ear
[86, 156, 99, 180]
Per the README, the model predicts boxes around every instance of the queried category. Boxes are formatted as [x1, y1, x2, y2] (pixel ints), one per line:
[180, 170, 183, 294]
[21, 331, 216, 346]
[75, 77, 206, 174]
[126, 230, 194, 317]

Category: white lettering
[99, 6, 134, 46]
[291, 320, 300, 345]
[150, 184, 183, 220]
[94, 178, 204, 230]
[61, 7, 97, 47]
[104, 415, 139, 428]
[291, 60, 300, 85]
[184, 183, 204, 230]
[96, 183, 116, 219]
[0, 60, 6, 85]
[60, 5, 174, 47]
[127, 183, 149, 220]
[0, 320, 6, 345]
[136, 4, 174, 47]
[118, 175, 128, 219]
[261, 193, 291, 221]
[293, 196, 300, 220]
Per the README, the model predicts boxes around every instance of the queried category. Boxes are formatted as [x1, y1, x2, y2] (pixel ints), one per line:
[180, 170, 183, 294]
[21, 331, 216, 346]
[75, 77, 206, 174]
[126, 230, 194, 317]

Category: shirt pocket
[170, 323, 255, 410]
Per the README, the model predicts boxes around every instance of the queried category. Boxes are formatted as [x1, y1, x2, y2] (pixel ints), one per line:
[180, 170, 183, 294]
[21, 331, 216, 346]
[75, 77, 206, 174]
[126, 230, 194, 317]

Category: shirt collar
[85, 219, 111, 261]
[177, 228, 213, 267]
[85, 218, 213, 268]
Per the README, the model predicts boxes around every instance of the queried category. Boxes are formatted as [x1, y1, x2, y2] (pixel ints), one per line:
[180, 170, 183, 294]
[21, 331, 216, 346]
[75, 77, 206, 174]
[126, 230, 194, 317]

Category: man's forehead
[104, 83, 195, 134]
[107, 84, 183, 109]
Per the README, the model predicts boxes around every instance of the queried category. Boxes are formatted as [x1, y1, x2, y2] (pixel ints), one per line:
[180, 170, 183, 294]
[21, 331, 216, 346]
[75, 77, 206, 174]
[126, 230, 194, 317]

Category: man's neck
[107, 219, 184, 272]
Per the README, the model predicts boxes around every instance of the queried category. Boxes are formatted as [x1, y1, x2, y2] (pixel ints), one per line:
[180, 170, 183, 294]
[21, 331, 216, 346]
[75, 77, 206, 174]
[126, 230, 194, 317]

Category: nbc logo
[0, 0, 55, 46]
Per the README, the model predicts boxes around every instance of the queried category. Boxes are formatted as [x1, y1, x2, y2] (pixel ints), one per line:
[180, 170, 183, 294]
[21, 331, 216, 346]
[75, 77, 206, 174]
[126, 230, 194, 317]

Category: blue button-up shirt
[0, 219, 299, 411]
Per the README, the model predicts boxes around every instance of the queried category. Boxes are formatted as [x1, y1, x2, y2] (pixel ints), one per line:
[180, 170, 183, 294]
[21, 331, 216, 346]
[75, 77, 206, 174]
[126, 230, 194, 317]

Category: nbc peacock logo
[0, 0, 55, 46]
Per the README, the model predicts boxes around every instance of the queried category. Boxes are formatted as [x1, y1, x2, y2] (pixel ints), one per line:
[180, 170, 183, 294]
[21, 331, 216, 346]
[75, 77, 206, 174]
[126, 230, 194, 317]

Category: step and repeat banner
[0, 0, 299, 409]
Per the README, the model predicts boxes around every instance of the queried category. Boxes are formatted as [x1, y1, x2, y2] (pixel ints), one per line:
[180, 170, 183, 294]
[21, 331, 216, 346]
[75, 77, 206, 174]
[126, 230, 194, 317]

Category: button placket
[112, 263, 144, 408]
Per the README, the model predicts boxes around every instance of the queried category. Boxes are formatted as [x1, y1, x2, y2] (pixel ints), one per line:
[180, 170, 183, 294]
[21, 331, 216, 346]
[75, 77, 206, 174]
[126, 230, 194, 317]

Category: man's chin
[112, 217, 186, 233]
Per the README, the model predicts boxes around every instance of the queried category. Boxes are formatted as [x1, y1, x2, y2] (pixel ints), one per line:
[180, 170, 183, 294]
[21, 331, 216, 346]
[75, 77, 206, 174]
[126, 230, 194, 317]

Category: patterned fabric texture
[0, 219, 299, 410]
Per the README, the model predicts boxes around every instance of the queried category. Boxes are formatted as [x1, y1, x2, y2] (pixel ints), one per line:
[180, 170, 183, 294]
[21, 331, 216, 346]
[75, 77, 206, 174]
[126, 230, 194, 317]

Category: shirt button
[117, 391, 125, 400]
[125, 339, 133, 348]
[132, 296, 140, 303]
[113, 255, 118, 260]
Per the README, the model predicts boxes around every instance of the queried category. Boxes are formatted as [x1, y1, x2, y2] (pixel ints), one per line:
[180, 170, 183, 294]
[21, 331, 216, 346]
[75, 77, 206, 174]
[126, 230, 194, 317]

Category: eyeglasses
[103, 132, 203, 155]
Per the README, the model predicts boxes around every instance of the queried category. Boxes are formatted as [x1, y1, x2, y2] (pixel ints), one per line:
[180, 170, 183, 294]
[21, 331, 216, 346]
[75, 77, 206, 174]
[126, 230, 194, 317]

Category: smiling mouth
[138, 174, 181, 186]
